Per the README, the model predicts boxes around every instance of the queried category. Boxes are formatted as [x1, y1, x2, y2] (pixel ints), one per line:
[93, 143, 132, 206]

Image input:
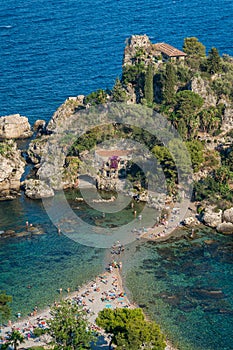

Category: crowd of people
[0, 261, 131, 349]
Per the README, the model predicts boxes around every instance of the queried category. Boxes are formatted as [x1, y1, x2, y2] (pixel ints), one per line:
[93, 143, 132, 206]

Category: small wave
[0, 25, 12, 29]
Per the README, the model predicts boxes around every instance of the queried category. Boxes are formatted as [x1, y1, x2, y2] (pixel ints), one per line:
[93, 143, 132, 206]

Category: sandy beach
[1, 263, 176, 350]
[0, 266, 133, 349]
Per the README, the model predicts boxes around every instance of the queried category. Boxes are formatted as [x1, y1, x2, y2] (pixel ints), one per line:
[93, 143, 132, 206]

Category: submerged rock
[0, 230, 16, 238]
[217, 222, 233, 234]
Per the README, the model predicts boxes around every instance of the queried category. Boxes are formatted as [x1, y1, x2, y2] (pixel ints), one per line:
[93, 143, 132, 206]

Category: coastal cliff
[0, 114, 32, 139]
[0, 140, 25, 199]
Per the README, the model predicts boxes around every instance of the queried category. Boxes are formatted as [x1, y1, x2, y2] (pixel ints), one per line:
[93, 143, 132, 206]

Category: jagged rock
[125, 83, 137, 104]
[23, 179, 54, 199]
[217, 222, 233, 234]
[193, 168, 212, 181]
[222, 107, 233, 132]
[33, 119, 46, 131]
[123, 34, 152, 67]
[183, 216, 198, 226]
[0, 230, 16, 238]
[46, 96, 84, 132]
[139, 191, 148, 202]
[0, 114, 32, 139]
[202, 206, 222, 228]
[0, 140, 25, 198]
[188, 77, 217, 108]
[223, 207, 233, 224]
[27, 137, 49, 164]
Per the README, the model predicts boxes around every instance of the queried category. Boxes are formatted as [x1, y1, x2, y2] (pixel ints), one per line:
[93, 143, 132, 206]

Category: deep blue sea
[0, 0, 233, 124]
[0, 1, 233, 349]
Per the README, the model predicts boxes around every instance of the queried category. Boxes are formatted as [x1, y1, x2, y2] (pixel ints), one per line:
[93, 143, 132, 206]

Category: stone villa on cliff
[123, 34, 187, 66]
[95, 149, 132, 179]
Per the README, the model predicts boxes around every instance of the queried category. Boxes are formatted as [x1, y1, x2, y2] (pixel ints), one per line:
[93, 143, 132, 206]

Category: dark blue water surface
[0, 0, 233, 123]
[0, 1, 233, 349]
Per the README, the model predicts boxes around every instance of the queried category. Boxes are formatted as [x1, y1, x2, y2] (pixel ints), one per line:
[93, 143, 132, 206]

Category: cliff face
[0, 140, 25, 198]
[46, 96, 84, 133]
[222, 106, 233, 131]
[188, 77, 217, 107]
[27, 99, 82, 190]
[0, 114, 32, 139]
[123, 34, 156, 67]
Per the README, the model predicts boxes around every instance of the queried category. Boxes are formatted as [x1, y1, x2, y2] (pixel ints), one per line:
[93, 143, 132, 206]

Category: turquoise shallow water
[121, 228, 233, 350]
[0, 189, 155, 318]
[0, 233, 105, 318]
[0, 192, 106, 318]
[1, 190, 232, 350]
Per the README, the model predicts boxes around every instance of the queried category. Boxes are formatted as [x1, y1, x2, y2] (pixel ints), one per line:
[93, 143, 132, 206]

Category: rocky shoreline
[1, 111, 233, 238]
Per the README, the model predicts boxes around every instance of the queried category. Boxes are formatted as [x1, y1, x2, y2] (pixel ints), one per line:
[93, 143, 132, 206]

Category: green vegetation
[84, 89, 108, 106]
[186, 140, 204, 172]
[193, 165, 233, 203]
[207, 47, 222, 74]
[0, 141, 14, 156]
[172, 90, 204, 139]
[112, 77, 127, 102]
[96, 308, 166, 350]
[144, 64, 154, 106]
[33, 327, 47, 337]
[57, 35, 233, 204]
[0, 291, 12, 323]
[183, 37, 206, 58]
[47, 300, 95, 350]
[3, 330, 25, 350]
[161, 63, 176, 105]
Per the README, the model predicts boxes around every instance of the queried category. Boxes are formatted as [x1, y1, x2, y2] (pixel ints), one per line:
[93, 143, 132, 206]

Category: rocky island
[1, 34, 233, 235]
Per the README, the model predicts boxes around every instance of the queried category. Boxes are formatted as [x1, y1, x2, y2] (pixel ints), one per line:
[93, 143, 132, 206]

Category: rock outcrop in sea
[0, 114, 32, 139]
[201, 205, 233, 234]
[23, 179, 55, 199]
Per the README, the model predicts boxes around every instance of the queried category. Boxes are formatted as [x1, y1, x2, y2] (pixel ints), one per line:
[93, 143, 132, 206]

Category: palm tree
[6, 330, 25, 350]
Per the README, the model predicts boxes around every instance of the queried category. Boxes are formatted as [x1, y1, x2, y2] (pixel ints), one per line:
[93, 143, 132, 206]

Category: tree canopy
[3, 330, 25, 350]
[207, 47, 222, 74]
[175, 90, 204, 118]
[84, 89, 108, 106]
[96, 307, 166, 350]
[47, 300, 95, 350]
[183, 37, 206, 58]
[0, 291, 12, 323]
[112, 78, 127, 102]
[162, 63, 177, 105]
[144, 64, 154, 106]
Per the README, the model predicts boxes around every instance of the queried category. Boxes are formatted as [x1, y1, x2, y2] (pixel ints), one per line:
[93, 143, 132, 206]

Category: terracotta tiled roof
[154, 43, 187, 57]
[96, 149, 132, 157]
